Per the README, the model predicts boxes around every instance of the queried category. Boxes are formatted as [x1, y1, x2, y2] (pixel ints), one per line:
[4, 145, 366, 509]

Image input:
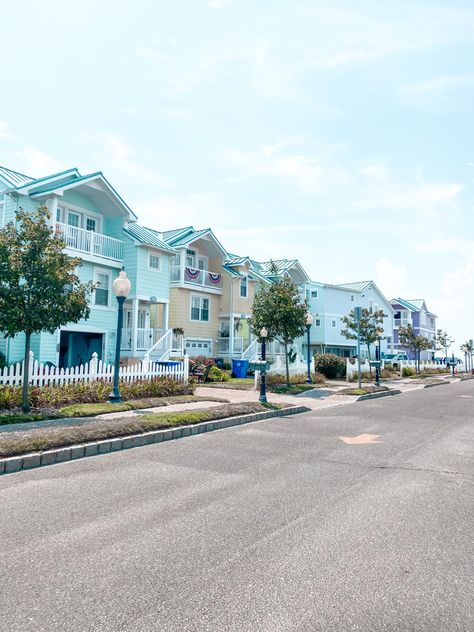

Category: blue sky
[1, 0, 473, 347]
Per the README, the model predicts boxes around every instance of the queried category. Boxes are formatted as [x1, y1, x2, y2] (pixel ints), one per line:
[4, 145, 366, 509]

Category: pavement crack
[316, 457, 470, 479]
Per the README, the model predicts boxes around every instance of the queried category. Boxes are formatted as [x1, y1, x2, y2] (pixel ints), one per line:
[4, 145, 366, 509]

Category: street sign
[354, 306, 362, 322]
[369, 360, 381, 367]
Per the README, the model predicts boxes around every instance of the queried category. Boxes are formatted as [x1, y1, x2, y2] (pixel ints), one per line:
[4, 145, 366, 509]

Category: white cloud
[100, 134, 167, 187]
[136, 192, 223, 230]
[0, 121, 16, 140]
[374, 258, 408, 299]
[207, 0, 234, 8]
[15, 146, 65, 177]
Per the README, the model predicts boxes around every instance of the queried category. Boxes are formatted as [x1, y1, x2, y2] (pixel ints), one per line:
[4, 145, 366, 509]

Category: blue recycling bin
[231, 359, 249, 378]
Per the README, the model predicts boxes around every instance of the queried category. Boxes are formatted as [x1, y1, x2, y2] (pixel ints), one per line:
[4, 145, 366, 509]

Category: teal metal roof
[336, 281, 372, 292]
[16, 168, 80, 191]
[390, 298, 420, 312]
[124, 223, 176, 253]
[406, 299, 425, 310]
[163, 226, 228, 256]
[161, 226, 193, 241]
[0, 165, 33, 188]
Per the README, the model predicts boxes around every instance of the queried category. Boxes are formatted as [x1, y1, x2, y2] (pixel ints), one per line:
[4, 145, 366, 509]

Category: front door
[59, 331, 103, 368]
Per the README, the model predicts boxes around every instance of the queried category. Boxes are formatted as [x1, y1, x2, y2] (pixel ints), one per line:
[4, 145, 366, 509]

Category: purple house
[390, 298, 437, 361]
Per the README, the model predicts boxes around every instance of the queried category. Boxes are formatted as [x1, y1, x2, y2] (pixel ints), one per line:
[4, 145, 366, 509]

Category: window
[306, 289, 310, 299]
[148, 253, 161, 271]
[386, 336, 391, 345]
[186, 249, 196, 267]
[56, 207, 62, 223]
[198, 257, 207, 271]
[240, 276, 248, 298]
[67, 211, 80, 228]
[191, 296, 209, 321]
[94, 271, 111, 307]
[368, 300, 373, 313]
[430, 317, 434, 328]
[86, 218, 96, 232]
[350, 294, 355, 302]
[315, 318, 321, 326]
[311, 290, 318, 298]
[331, 319, 336, 327]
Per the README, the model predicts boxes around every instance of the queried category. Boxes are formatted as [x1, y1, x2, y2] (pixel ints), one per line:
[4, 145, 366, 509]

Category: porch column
[180, 248, 186, 284]
[229, 314, 235, 359]
[131, 298, 139, 356]
[163, 302, 169, 331]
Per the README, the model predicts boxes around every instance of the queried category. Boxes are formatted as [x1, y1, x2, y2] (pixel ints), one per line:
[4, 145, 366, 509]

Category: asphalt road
[1, 380, 473, 631]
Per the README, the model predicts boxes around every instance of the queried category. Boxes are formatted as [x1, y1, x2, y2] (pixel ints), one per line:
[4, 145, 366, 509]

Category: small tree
[249, 264, 307, 386]
[0, 206, 93, 412]
[435, 329, 454, 372]
[341, 308, 386, 374]
[460, 340, 473, 372]
[398, 324, 431, 373]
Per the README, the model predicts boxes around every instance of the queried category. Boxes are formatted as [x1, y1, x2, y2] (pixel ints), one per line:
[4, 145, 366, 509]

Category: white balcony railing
[121, 328, 164, 352]
[56, 222, 123, 261]
[171, 266, 223, 290]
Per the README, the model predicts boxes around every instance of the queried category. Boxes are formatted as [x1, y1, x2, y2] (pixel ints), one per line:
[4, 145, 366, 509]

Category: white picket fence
[345, 357, 462, 381]
[0, 352, 189, 387]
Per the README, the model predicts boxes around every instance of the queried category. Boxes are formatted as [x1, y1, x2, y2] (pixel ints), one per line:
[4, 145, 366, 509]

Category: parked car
[382, 353, 409, 369]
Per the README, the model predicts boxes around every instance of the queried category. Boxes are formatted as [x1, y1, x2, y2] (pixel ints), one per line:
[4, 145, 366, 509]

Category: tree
[435, 329, 454, 372]
[249, 264, 307, 386]
[460, 340, 473, 372]
[0, 206, 93, 412]
[340, 308, 386, 374]
[398, 324, 431, 373]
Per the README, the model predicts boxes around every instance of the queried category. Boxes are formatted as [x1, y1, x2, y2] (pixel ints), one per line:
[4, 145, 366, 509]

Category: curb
[357, 389, 402, 402]
[424, 381, 450, 389]
[0, 405, 310, 476]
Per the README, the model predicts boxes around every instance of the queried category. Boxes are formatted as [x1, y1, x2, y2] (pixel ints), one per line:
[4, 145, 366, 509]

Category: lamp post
[259, 327, 268, 403]
[354, 307, 362, 390]
[109, 270, 132, 403]
[375, 336, 381, 387]
[451, 351, 456, 377]
[305, 312, 314, 383]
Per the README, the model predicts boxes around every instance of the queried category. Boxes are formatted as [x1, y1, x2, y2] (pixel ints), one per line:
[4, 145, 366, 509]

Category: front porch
[120, 298, 169, 358]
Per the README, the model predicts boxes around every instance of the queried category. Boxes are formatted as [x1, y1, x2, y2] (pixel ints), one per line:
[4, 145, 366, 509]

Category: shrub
[348, 371, 371, 382]
[313, 353, 346, 379]
[264, 372, 325, 387]
[0, 377, 194, 411]
[189, 355, 215, 367]
[207, 366, 230, 382]
[0, 351, 6, 370]
[402, 367, 416, 377]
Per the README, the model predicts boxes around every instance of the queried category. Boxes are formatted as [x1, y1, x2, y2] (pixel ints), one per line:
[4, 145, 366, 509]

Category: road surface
[1, 380, 473, 631]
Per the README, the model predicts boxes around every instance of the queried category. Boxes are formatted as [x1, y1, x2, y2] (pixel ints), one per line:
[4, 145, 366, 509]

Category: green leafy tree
[249, 264, 307, 386]
[435, 329, 454, 372]
[340, 308, 386, 374]
[0, 206, 93, 412]
[398, 324, 431, 373]
[460, 340, 473, 372]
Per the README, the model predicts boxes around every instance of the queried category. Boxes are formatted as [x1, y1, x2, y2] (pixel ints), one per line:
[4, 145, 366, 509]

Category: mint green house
[0, 165, 176, 367]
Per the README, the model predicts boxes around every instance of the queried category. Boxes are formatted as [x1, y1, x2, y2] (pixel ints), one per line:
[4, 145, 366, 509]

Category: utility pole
[354, 307, 362, 390]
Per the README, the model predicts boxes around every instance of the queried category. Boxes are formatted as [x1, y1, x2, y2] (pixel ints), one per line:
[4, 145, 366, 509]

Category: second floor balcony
[171, 265, 223, 292]
[56, 222, 123, 262]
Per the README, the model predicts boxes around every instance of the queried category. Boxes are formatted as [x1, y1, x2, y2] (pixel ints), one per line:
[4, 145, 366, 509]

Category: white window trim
[315, 319, 321, 327]
[93, 267, 114, 310]
[57, 202, 102, 232]
[240, 276, 248, 299]
[148, 250, 161, 272]
[311, 290, 318, 298]
[190, 294, 210, 322]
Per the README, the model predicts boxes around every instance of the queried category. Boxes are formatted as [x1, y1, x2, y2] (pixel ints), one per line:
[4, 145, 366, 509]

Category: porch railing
[217, 337, 246, 354]
[170, 266, 223, 290]
[121, 328, 164, 352]
[55, 222, 123, 261]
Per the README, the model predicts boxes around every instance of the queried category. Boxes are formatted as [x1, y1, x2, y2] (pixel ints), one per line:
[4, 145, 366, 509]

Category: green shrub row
[264, 372, 325, 386]
[313, 353, 346, 379]
[0, 377, 194, 411]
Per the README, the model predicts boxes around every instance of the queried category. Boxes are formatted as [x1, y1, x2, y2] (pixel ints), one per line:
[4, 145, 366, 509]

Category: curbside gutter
[424, 381, 450, 389]
[0, 405, 310, 476]
[357, 389, 402, 402]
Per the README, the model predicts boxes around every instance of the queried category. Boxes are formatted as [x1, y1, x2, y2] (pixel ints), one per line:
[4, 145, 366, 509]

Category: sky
[1, 0, 473, 348]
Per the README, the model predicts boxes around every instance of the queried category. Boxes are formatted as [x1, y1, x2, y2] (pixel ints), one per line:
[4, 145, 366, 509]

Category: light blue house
[0, 165, 176, 367]
[303, 280, 395, 358]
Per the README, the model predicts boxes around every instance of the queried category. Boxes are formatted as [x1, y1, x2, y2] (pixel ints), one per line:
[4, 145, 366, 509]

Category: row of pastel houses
[0, 164, 436, 369]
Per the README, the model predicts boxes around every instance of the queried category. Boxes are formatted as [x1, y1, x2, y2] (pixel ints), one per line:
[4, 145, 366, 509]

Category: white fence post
[183, 355, 189, 382]
[90, 352, 98, 381]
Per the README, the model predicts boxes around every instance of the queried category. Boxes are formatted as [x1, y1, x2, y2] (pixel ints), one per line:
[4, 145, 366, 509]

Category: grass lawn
[338, 385, 389, 396]
[0, 395, 229, 426]
[0, 402, 286, 458]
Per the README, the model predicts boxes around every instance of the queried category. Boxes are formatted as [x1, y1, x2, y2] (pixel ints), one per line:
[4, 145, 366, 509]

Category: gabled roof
[335, 280, 372, 292]
[390, 297, 420, 312]
[16, 168, 81, 193]
[123, 223, 176, 254]
[406, 299, 426, 310]
[0, 165, 33, 188]
[163, 226, 228, 257]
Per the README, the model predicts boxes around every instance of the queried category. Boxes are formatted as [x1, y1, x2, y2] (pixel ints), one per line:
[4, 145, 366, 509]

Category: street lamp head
[112, 270, 132, 298]
[260, 327, 268, 338]
[305, 312, 314, 327]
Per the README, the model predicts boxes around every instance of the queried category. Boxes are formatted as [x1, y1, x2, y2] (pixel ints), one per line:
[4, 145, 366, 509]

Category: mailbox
[249, 360, 270, 372]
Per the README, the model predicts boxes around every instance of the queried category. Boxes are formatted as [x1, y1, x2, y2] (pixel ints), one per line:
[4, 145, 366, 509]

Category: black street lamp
[375, 336, 381, 386]
[109, 270, 131, 403]
[305, 312, 314, 383]
[259, 327, 268, 404]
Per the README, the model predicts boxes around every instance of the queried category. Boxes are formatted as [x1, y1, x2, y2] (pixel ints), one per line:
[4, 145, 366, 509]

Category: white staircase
[242, 338, 259, 362]
[145, 329, 173, 361]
